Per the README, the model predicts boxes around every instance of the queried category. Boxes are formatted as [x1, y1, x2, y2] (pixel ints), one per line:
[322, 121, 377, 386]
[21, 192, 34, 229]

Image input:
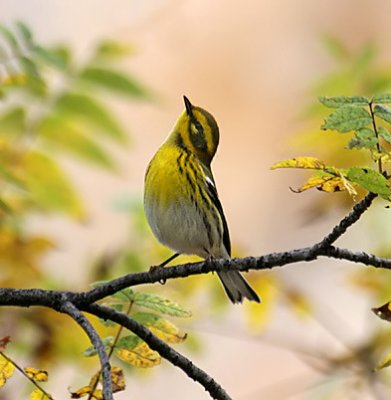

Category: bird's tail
[217, 270, 260, 304]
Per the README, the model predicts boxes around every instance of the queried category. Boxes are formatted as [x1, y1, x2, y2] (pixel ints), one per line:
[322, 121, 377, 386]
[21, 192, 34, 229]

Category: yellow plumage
[144, 96, 260, 304]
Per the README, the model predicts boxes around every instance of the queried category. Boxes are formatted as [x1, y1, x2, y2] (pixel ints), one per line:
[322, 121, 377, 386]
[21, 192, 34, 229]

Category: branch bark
[0, 192, 386, 400]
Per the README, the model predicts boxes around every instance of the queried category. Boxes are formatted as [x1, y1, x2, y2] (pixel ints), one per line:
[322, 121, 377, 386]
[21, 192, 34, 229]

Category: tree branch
[59, 301, 113, 400]
[83, 303, 232, 400]
[0, 191, 385, 400]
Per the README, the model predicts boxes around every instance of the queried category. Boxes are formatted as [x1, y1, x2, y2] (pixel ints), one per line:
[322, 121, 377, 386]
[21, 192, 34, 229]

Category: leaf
[347, 128, 377, 150]
[56, 92, 127, 142]
[83, 336, 113, 357]
[271, 157, 326, 170]
[116, 340, 160, 368]
[293, 175, 349, 193]
[374, 352, 391, 371]
[0, 107, 26, 135]
[0, 353, 15, 387]
[24, 367, 48, 382]
[15, 21, 33, 45]
[94, 41, 133, 59]
[321, 105, 372, 133]
[30, 388, 53, 400]
[22, 151, 84, 217]
[319, 95, 370, 108]
[79, 67, 148, 98]
[347, 167, 391, 198]
[133, 312, 187, 343]
[379, 126, 391, 144]
[33, 45, 70, 70]
[321, 176, 357, 196]
[112, 288, 135, 302]
[133, 292, 192, 317]
[0, 25, 19, 51]
[373, 93, 391, 104]
[110, 366, 125, 393]
[0, 337, 11, 351]
[321, 35, 349, 62]
[374, 104, 391, 124]
[70, 386, 102, 399]
[38, 115, 116, 170]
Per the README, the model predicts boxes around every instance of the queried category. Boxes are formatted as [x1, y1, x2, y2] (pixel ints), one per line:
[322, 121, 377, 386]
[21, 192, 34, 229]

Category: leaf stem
[0, 351, 53, 399]
[369, 101, 383, 173]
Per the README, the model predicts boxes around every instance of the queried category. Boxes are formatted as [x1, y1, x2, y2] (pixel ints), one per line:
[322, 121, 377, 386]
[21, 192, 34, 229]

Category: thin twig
[0, 351, 53, 398]
[84, 303, 232, 400]
[59, 301, 112, 400]
[313, 192, 377, 250]
[369, 100, 383, 173]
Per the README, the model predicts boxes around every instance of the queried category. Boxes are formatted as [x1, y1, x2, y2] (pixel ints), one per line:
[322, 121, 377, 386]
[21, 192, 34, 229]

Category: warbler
[144, 96, 260, 304]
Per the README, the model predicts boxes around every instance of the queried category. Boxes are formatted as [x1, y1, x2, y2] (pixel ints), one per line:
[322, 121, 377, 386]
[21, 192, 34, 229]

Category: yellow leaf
[30, 388, 53, 400]
[148, 320, 187, 344]
[116, 342, 161, 368]
[24, 367, 48, 382]
[271, 157, 326, 170]
[111, 366, 125, 393]
[293, 175, 335, 192]
[70, 385, 102, 399]
[374, 352, 391, 371]
[0, 353, 15, 387]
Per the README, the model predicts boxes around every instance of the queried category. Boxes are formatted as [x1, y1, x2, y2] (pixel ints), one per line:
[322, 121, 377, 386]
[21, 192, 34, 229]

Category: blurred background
[2, 0, 391, 399]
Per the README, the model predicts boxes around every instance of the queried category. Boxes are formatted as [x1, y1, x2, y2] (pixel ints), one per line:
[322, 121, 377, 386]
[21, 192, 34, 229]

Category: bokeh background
[3, 0, 391, 399]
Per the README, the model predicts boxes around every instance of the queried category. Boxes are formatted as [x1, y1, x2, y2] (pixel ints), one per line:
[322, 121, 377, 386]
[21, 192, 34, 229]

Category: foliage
[273, 95, 391, 200]
[0, 21, 149, 398]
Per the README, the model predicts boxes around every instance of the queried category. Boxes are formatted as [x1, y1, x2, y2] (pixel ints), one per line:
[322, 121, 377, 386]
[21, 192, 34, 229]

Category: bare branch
[313, 192, 377, 250]
[84, 303, 232, 400]
[59, 301, 113, 400]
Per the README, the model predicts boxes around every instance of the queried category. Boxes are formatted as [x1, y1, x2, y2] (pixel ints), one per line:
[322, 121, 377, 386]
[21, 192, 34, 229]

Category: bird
[144, 96, 260, 304]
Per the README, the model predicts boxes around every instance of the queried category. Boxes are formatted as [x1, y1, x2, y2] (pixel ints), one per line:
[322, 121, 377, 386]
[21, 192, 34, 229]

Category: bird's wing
[204, 175, 231, 257]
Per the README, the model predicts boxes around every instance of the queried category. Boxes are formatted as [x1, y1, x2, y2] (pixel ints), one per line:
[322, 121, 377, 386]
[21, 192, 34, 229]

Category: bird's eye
[189, 120, 206, 150]
[191, 121, 203, 135]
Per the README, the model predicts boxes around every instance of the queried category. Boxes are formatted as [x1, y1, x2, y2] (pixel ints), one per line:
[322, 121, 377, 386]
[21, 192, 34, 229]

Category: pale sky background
[3, 1, 391, 399]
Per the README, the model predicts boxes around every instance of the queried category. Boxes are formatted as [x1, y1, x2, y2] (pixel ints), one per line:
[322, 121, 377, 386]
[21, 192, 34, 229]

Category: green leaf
[79, 67, 148, 98]
[112, 288, 135, 302]
[84, 336, 113, 357]
[56, 92, 127, 142]
[319, 96, 370, 108]
[38, 115, 116, 170]
[347, 128, 377, 150]
[133, 293, 192, 317]
[374, 104, 391, 124]
[373, 93, 391, 104]
[321, 35, 349, 62]
[22, 151, 84, 217]
[379, 127, 391, 144]
[94, 40, 132, 59]
[19, 56, 42, 80]
[0, 107, 26, 135]
[0, 25, 19, 51]
[347, 167, 391, 198]
[33, 45, 70, 70]
[116, 334, 141, 350]
[15, 21, 33, 46]
[321, 105, 372, 133]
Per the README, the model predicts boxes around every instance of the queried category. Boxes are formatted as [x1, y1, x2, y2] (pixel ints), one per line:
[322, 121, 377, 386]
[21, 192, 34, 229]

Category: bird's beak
[183, 95, 193, 116]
